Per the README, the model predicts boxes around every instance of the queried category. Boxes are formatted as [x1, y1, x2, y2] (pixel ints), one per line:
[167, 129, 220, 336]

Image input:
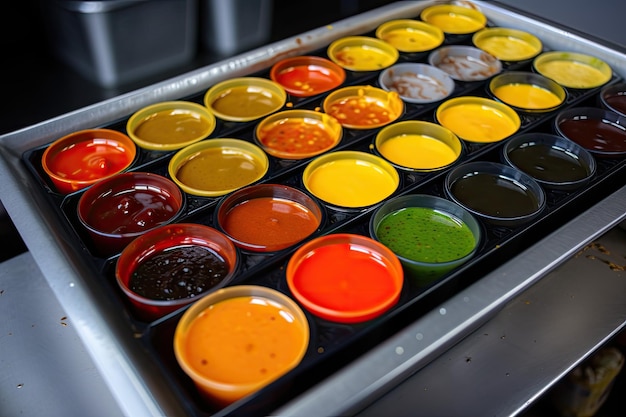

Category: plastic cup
[173, 285, 309, 406]
[215, 183, 324, 252]
[472, 27, 542, 62]
[373, 120, 462, 171]
[327, 36, 399, 72]
[126, 101, 216, 151]
[322, 85, 404, 130]
[420, 4, 486, 35]
[302, 150, 399, 209]
[375, 19, 444, 53]
[77, 172, 184, 257]
[269, 56, 345, 97]
[444, 161, 546, 227]
[115, 223, 239, 321]
[533, 51, 612, 89]
[600, 82, 626, 117]
[42, 128, 136, 194]
[378, 63, 455, 104]
[428, 45, 501, 82]
[203, 77, 286, 122]
[502, 133, 596, 191]
[255, 109, 343, 160]
[168, 138, 269, 197]
[286, 233, 404, 323]
[369, 194, 481, 286]
[488, 71, 566, 113]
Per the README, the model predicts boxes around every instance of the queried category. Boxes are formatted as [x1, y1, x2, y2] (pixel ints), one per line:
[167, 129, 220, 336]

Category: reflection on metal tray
[1, 1, 626, 416]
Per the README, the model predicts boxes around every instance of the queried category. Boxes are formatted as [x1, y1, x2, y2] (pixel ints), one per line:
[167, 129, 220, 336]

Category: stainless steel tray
[1, 1, 626, 416]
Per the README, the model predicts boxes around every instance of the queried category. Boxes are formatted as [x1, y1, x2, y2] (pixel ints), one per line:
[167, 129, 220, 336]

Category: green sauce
[376, 207, 476, 263]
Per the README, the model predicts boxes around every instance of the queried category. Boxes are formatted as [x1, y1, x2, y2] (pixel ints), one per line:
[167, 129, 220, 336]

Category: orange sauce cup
[173, 285, 309, 406]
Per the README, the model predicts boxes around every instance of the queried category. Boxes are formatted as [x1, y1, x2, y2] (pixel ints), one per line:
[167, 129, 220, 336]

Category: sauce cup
[168, 138, 269, 197]
[77, 172, 184, 257]
[255, 109, 343, 160]
[472, 27, 542, 62]
[215, 183, 324, 252]
[375, 19, 444, 53]
[488, 71, 566, 113]
[378, 63, 455, 104]
[373, 120, 462, 172]
[286, 233, 404, 323]
[533, 51, 612, 89]
[174, 285, 309, 406]
[327, 36, 399, 72]
[599, 82, 626, 117]
[115, 223, 238, 321]
[369, 194, 481, 286]
[126, 101, 216, 151]
[420, 4, 487, 35]
[269, 56, 345, 97]
[42, 128, 136, 194]
[428, 45, 501, 82]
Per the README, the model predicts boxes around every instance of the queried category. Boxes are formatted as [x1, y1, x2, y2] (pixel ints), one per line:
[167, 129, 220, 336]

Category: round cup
[42, 128, 136, 194]
[174, 285, 309, 406]
[203, 77, 287, 122]
[126, 101, 216, 151]
[472, 27, 542, 62]
[215, 184, 324, 252]
[269, 56, 346, 97]
[255, 109, 343, 159]
[375, 19, 444, 53]
[488, 71, 567, 113]
[533, 51, 612, 89]
[303, 150, 400, 209]
[168, 138, 269, 197]
[286, 233, 404, 323]
[327, 36, 399, 72]
[369, 194, 481, 286]
[428, 45, 501, 82]
[554, 107, 626, 158]
[77, 172, 184, 257]
[378, 63, 455, 104]
[444, 161, 546, 227]
[435, 96, 521, 143]
[322, 85, 404, 130]
[374, 120, 463, 171]
[115, 223, 239, 321]
[420, 4, 487, 35]
[600, 82, 626, 117]
[502, 133, 596, 191]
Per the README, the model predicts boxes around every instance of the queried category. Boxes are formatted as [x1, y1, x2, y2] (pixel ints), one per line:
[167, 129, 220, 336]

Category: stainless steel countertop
[1, 1, 625, 417]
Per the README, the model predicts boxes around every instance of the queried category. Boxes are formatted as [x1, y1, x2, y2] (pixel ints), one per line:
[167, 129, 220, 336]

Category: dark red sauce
[604, 92, 626, 115]
[129, 245, 230, 300]
[558, 117, 626, 153]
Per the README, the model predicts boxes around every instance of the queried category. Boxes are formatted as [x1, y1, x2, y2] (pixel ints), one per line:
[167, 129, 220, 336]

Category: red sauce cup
[42, 128, 136, 194]
[116, 223, 238, 321]
[77, 172, 184, 257]
[286, 233, 404, 323]
[270, 56, 346, 97]
[215, 183, 324, 252]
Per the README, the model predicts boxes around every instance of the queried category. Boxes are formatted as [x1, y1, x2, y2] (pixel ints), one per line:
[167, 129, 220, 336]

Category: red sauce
[274, 64, 344, 96]
[221, 197, 320, 251]
[85, 188, 179, 234]
[47, 139, 133, 181]
[559, 117, 626, 153]
[257, 119, 337, 157]
[289, 240, 402, 322]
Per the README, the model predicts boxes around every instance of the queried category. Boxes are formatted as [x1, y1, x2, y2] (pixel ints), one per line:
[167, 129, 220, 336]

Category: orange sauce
[327, 94, 393, 127]
[182, 295, 308, 385]
[257, 118, 337, 157]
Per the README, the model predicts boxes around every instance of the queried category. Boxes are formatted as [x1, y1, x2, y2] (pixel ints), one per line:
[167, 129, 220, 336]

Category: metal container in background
[43, 0, 198, 88]
[200, 0, 273, 56]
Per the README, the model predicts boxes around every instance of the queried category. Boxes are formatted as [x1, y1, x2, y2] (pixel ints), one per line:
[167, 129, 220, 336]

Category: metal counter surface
[1, 1, 625, 416]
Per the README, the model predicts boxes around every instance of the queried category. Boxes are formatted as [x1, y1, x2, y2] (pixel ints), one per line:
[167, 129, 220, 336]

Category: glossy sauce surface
[493, 83, 562, 110]
[476, 36, 539, 61]
[257, 118, 337, 157]
[451, 172, 540, 218]
[182, 296, 307, 384]
[380, 28, 441, 52]
[378, 134, 458, 169]
[134, 110, 212, 145]
[274, 64, 343, 96]
[376, 207, 476, 263]
[559, 117, 626, 153]
[508, 143, 590, 183]
[129, 245, 229, 300]
[211, 86, 283, 118]
[326, 94, 394, 128]
[604, 93, 626, 115]
[333, 45, 396, 71]
[535, 60, 608, 89]
[438, 103, 518, 142]
[221, 197, 320, 250]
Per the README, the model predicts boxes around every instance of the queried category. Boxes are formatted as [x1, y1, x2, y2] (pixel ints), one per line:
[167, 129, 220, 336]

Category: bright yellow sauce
[306, 158, 398, 207]
[381, 28, 441, 52]
[494, 83, 563, 110]
[333, 45, 397, 71]
[134, 110, 212, 145]
[379, 134, 459, 169]
[476, 36, 539, 61]
[427, 14, 484, 34]
[535, 60, 610, 88]
[438, 103, 519, 143]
